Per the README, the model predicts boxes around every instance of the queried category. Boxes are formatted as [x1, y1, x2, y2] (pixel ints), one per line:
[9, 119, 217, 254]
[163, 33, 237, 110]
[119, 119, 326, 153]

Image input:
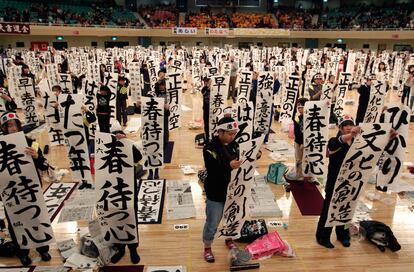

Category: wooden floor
[1, 88, 414, 272]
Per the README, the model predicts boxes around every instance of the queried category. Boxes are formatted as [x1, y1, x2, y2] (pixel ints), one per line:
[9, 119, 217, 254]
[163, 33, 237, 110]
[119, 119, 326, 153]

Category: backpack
[236, 219, 268, 243]
[266, 163, 288, 184]
[126, 106, 135, 115]
[359, 220, 401, 252]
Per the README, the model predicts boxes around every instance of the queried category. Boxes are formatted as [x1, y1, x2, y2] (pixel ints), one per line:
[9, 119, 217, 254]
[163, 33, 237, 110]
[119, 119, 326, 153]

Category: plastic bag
[246, 231, 288, 260]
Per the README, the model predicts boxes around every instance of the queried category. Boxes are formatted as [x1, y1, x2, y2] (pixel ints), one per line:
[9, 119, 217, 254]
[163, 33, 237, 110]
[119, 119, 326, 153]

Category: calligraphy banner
[279, 75, 300, 122]
[325, 123, 391, 227]
[333, 72, 351, 118]
[58, 73, 73, 94]
[128, 62, 141, 104]
[166, 72, 182, 130]
[191, 59, 202, 92]
[363, 80, 387, 123]
[376, 104, 410, 188]
[232, 101, 254, 144]
[236, 71, 253, 104]
[254, 71, 274, 134]
[141, 96, 164, 170]
[58, 94, 84, 131]
[82, 78, 98, 113]
[137, 179, 166, 224]
[147, 58, 158, 96]
[46, 63, 59, 89]
[16, 77, 39, 126]
[209, 75, 229, 138]
[43, 182, 78, 222]
[0, 132, 55, 249]
[303, 101, 329, 178]
[87, 61, 100, 84]
[63, 129, 92, 183]
[103, 72, 118, 122]
[218, 135, 264, 239]
[95, 132, 138, 244]
[320, 83, 335, 103]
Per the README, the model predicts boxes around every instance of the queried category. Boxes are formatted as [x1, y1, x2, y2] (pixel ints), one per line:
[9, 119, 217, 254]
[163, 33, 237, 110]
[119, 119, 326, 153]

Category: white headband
[217, 121, 238, 132]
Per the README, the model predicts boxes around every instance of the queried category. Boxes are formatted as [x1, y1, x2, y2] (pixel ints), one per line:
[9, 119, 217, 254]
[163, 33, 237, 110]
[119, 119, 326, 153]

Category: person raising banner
[202, 117, 241, 263]
[315, 115, 397, 249]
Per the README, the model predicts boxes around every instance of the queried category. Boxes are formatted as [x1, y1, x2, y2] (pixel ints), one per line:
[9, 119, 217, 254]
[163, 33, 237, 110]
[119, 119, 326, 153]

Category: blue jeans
[202, 199, 225, 246]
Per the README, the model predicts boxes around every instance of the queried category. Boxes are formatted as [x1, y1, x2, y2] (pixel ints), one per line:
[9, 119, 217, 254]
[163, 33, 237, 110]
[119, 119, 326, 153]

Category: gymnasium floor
[2, 86, 414, 272]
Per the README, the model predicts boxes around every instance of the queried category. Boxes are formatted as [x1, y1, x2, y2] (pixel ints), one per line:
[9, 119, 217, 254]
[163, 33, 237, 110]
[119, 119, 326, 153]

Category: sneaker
[317, 239, 335, 248]
[40, 252, 51, 261]
[78, 182, 86, 190]
[19, 255, 32, 266]
[204, 248, 215, 263]
[340, 239, 351, 247]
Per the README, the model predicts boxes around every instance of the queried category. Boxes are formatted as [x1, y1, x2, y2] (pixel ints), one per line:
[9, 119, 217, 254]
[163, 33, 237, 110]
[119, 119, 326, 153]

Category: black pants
[401, 86, 411, 106]
[203, 108, 209, 143]
[315, 183, 350, 242]
[98, 114, 110, 133]
[116, 99, 128, 125]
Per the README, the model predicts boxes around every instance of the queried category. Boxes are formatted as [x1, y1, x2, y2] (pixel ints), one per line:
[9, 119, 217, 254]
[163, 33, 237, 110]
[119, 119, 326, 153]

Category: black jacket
[356, 84, 370, 125]
[293, 114, 304, 145]
[203, 136, 239, 202]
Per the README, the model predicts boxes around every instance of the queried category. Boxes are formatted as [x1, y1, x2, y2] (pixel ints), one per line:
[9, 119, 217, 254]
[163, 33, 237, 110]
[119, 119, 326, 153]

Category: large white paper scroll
[95, 132, 137, 244]
[166, 72, 182, 130]
[279, 74, 300, 122]
[103, 72, 118, 121]
[303, 101, 329, 178]
[58, 73, 73, 94]
[236, 71, 252, 104]
[254, 71, 274, 134]
[128, 62, 141, 104]
[363, 80, 387, 123]
[325, 123, 391, 227]
[218, 135, 264, 239]
[209, 75, 229, 138]
[0, 132, 55, 249]
[376, 104, 410, 188]
[16, 77, 38, 126]
[232, 101, 254, 144]
[333, 72, 351, 118]
[141, 96, 164, 170]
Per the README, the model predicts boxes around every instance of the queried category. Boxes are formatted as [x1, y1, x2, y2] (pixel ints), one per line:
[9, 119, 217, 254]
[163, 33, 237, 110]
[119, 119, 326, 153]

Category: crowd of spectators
[138, 3, 178, 28]
[183, 6, 229, 28]
[1, 1, 144, 27]
[230, 12, 276, 28]
[1, 1, 413, 30]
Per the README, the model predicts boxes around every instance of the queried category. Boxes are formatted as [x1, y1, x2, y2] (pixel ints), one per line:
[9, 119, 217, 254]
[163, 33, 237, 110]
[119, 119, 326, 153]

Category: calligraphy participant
[0, 86, 17, 113]
[315, 115, 397, 248]
[202, 117, 241, 263]
[0, 112, 51, 265]
[285, 98, 308, 186]
[315, 115, 358, 248]
[116, 76, 129, 127]
[97, 85, 112, 133]
[308, 73, 323, 101]
[355, 75, 374, 125]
